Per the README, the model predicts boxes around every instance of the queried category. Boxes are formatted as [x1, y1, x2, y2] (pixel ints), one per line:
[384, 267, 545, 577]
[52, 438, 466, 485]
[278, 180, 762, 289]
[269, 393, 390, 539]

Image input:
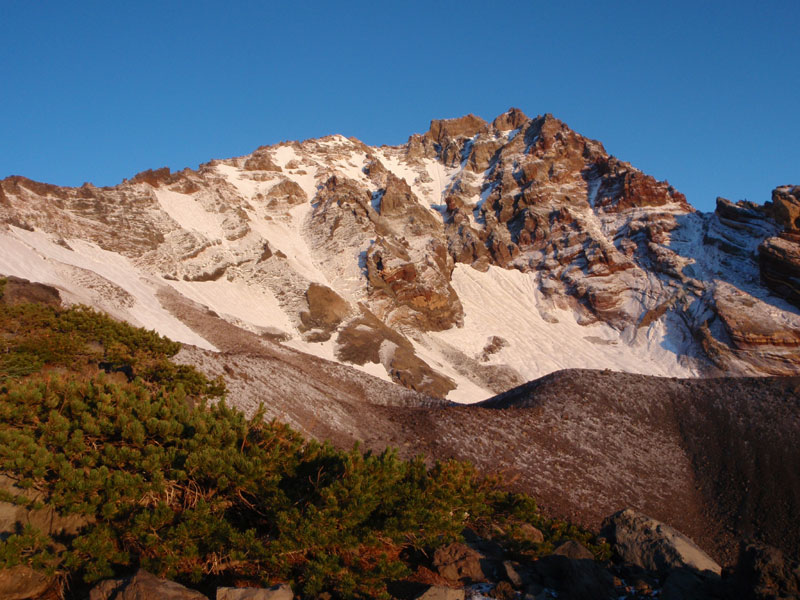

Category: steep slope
[1, 108, 799, 401]
[174, 341, 800, 566]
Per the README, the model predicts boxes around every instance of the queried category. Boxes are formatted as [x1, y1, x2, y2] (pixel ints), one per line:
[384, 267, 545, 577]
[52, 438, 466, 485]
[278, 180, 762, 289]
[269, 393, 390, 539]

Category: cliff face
[1, 108, 799, 400]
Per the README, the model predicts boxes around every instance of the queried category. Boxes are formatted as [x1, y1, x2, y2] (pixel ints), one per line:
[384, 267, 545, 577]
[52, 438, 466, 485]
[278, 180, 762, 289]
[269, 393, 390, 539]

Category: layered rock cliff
[1, 108, 798, 400]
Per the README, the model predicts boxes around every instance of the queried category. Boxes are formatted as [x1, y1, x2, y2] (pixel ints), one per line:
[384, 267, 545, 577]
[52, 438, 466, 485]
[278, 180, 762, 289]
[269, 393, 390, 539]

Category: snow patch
[428, 264, 694, 403]
[0, 227, 216, 350]
[154, 189, 225, 239]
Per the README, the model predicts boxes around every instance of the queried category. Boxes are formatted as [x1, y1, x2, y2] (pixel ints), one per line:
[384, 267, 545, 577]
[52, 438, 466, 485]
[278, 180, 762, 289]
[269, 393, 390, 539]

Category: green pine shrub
[0, 285, 607, 598]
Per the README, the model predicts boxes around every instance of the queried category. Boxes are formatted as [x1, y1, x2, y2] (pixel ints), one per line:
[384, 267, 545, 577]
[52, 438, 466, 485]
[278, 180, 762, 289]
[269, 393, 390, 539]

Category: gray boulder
[89, 569, 208, 600]
[601, 508, 722, 576]
[216, 584, 293, 600]
[414, 585, 465, 600]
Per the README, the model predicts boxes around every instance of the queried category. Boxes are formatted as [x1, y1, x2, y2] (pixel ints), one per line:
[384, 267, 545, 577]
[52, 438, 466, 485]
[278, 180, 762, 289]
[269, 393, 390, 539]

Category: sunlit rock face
[1, 109, 799, 401]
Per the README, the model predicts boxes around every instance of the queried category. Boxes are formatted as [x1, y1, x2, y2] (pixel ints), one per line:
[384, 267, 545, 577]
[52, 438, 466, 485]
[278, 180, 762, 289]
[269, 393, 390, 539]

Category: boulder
[0, 474, 89, 538]
[726, 541, 800, 600]
[552, 540, 595, 560]
[299, 283, 351, 333]
[414, 585, 465, 600]
[601, 509, 722, 577]
[216, 584, 293, 600]
[660, 568, 713, 600]
[89, 569, 208, 600]
[488, 580, 515, 599]
[502, 560, 535, 589]
[0, 565, 54, 600]
[530, 554, 615, 600]
[432, 542, 488, 584]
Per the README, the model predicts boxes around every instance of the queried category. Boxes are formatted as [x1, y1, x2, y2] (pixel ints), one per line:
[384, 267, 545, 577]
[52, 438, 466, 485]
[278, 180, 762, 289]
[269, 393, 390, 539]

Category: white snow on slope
[429, 264, 695, 403]
[155, 189, 225, 239]
[167, 278, 293, 334]
[214, 164, 263, 200]
[244, 201, 328, 284]
[0, 227, 216, 350]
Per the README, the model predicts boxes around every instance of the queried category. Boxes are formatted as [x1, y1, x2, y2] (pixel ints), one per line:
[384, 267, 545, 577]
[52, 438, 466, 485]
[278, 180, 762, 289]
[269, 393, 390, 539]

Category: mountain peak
[491, 107, 529, 131]
[426, 114, 488, 145]
[0, 107, 798, 405]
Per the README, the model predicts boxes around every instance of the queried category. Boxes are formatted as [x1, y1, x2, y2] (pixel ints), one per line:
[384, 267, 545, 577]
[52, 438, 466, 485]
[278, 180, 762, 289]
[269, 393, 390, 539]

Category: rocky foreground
[5, 510, 797, 599]
[0, 509, 800, 600]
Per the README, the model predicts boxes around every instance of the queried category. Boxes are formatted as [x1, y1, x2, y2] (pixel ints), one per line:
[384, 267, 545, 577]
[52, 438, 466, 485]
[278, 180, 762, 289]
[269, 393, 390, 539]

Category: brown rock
[379, 175, 418, 217]
[130, 167, 172, 187]
[364, 238, 464, 332]
[715, 196, 767, 224]
[335, 309, 455, 398]
[0, 474, 89, 538]
[491, 107, 529, 131]
[216, 584, 293, 600]
[0, 565, 54, 600]
[531, 553, 616, 600]
[405, 133, 438, 161]
[432, 542, 488, 584]
[265, 180, 307, 206]
[243, 151, 282, 172]
[553, 540, 595, 560]
[518, 523, 545, 544]
[465, 139, 504, 173]
[600, 509, 722, 576]
[488, 580, 515, 599]
[427, 114, 488, 146]
[770, 185, 800, 231]
[759, 235, 800, 308]
[728, 541, 800, 600]
[0, 276, 61, 307]
[412, 586, 465, 600]
[299, 283, 351, 333]
[596, 168, 690, 213]
[714, 281, 800, 353]
[89, 569, 207, 600]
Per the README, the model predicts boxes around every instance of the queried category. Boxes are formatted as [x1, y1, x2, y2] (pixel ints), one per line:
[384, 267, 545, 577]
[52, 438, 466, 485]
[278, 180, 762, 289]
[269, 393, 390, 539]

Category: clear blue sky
[1, 1, 798, 212]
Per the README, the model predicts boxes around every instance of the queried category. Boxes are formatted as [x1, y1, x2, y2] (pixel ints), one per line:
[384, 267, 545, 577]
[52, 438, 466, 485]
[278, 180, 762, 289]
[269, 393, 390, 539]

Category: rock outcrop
[1, 109, 799, 401]
[601, 508, 722, 576]
[769, 185, 800, 231]
[0, 565, 55, 600]
[760, 234, 800, 308]
[89, 569, 208, 599]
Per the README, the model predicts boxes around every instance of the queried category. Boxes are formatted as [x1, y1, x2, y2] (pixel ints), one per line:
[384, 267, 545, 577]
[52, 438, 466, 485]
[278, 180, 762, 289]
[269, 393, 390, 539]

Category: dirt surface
[177, 340, 800, 567]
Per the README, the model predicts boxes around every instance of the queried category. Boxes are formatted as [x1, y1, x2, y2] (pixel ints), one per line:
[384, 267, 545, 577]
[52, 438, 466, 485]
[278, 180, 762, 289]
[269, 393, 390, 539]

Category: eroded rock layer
[1, 108, 799, 399]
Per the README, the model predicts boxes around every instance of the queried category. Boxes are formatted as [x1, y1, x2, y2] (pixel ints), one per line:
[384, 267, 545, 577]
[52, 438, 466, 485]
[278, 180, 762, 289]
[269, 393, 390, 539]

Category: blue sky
[1, 1, 797, 212]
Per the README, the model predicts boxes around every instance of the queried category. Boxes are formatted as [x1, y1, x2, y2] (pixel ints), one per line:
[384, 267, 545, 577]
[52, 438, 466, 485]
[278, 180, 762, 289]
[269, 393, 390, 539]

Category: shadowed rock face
[0, 275, 61, 307]
[1, 108, 799, 400]
[760, 234, 800, 308]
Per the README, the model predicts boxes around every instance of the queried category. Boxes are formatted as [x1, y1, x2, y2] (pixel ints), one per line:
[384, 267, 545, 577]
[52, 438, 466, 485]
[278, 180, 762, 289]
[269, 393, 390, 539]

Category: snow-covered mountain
[2, 108, 799, 401]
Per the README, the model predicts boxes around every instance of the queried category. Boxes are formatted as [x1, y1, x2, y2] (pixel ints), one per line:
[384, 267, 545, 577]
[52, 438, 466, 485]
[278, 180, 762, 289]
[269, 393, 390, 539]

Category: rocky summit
[1, 108, 799, 401]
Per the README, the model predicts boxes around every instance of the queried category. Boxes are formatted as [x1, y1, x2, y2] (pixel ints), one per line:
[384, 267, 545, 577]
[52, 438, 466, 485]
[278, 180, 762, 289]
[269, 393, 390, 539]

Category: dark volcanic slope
[182, 347, 800, 566]
[475, 371, 800, 564]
